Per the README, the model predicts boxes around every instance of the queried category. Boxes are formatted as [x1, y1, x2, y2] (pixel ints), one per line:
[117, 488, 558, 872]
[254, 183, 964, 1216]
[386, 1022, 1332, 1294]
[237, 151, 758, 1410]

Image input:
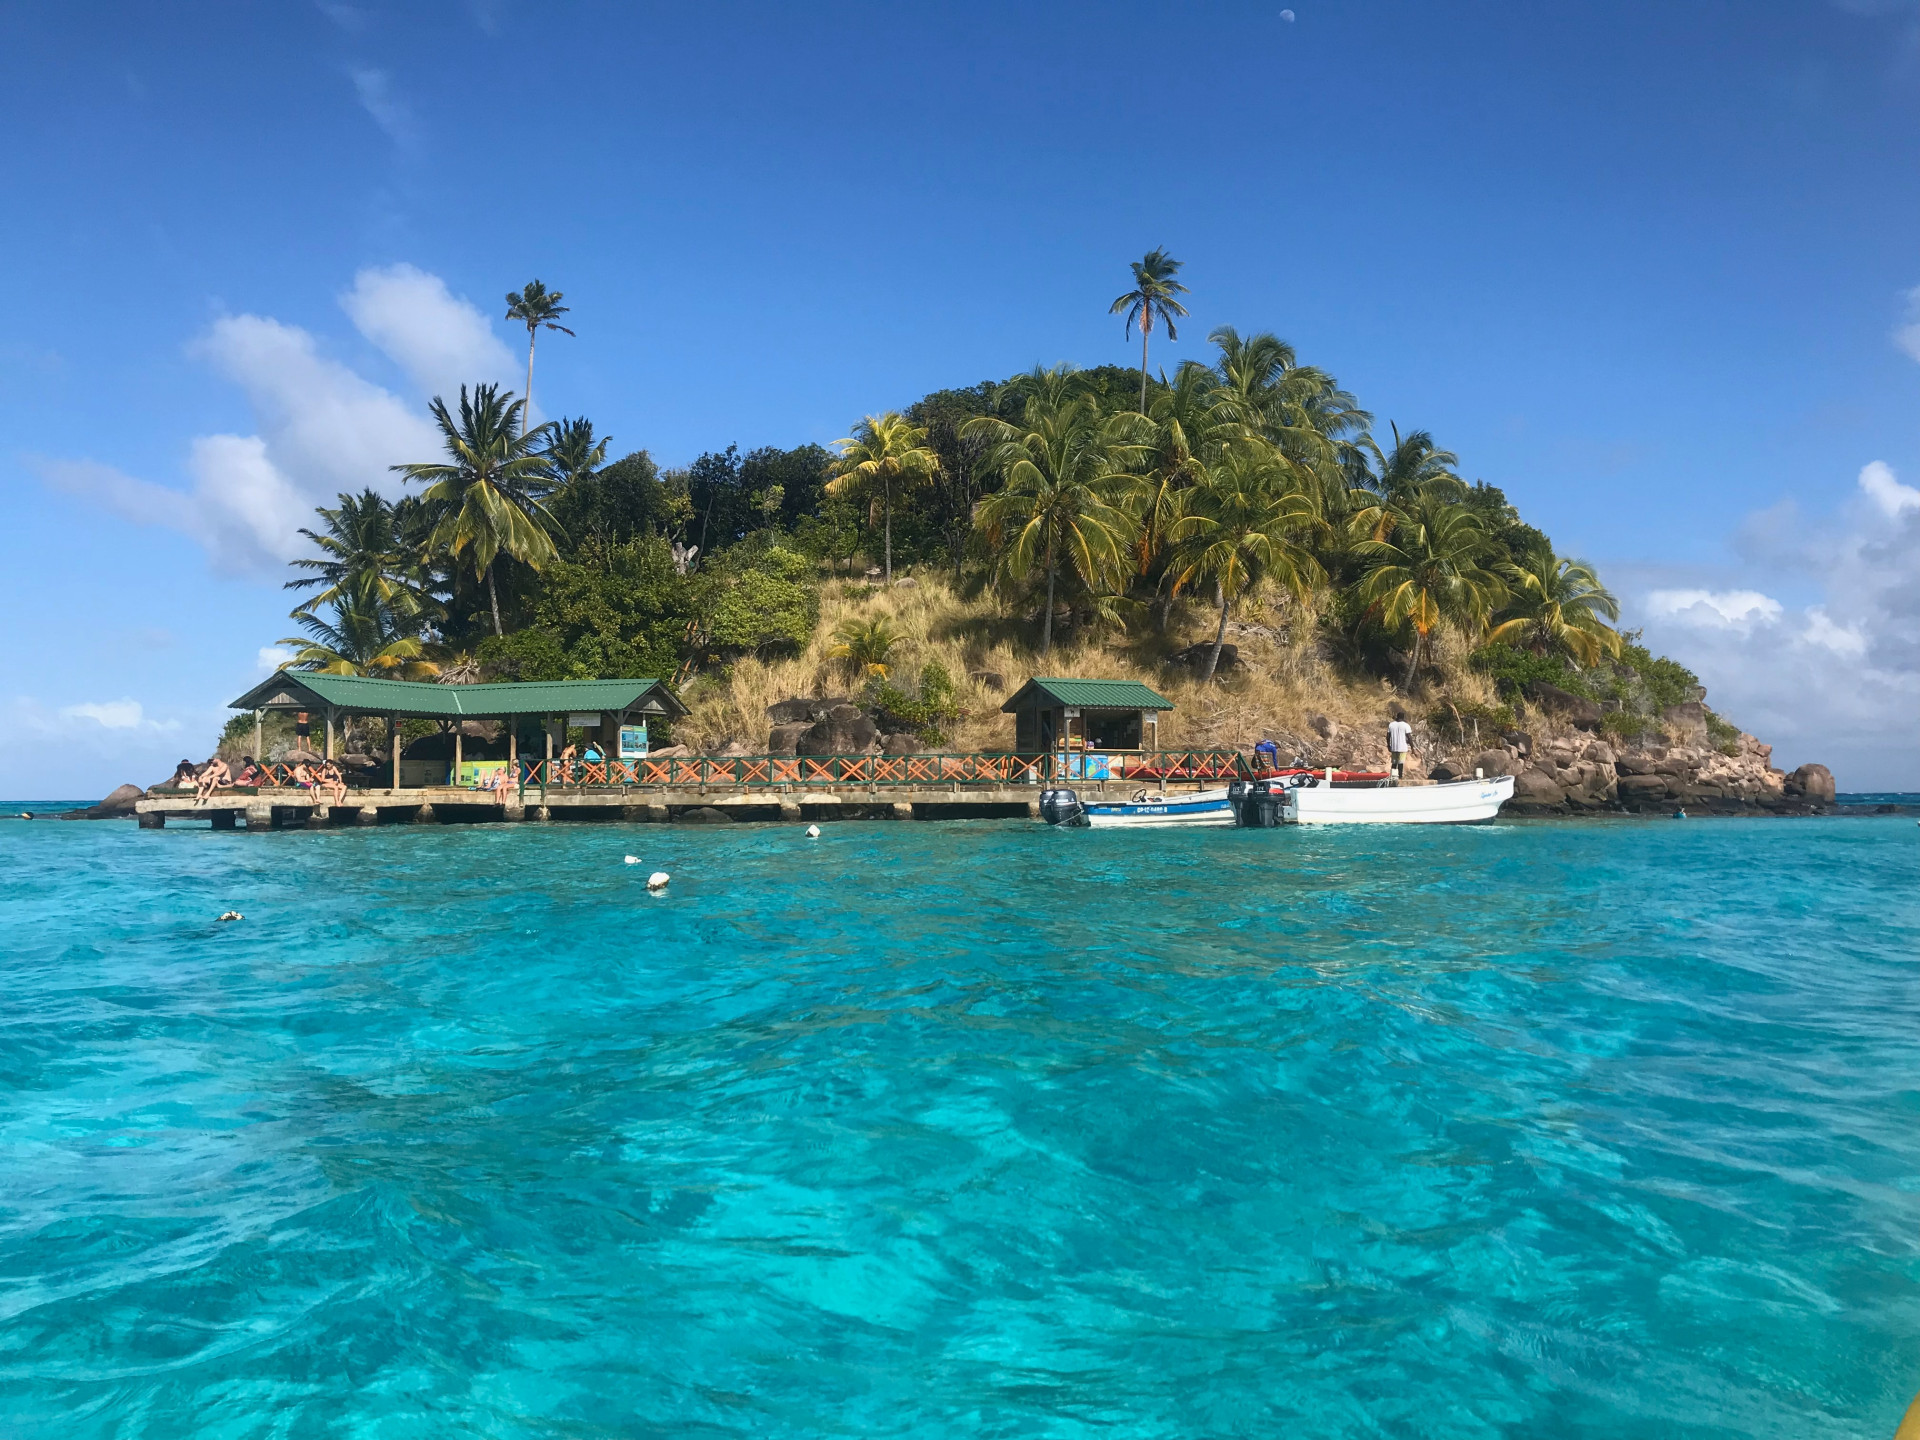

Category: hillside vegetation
[251, 259, 1737, 769]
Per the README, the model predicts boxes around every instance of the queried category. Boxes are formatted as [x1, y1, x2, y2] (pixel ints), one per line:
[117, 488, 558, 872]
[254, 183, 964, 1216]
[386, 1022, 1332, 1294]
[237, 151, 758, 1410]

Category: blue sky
[6, 0, 1920, 797]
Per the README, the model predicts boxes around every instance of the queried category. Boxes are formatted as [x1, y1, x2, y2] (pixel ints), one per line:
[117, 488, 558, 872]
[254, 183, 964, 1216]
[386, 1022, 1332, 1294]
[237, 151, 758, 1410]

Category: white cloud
[62, 699, 144, 730]
[1802, 607, 1868, 656]
[258, 645, 295, 671]
[1644, 588, 1784, 628]
[57, 699, 178, 734]
[350, 67, 417, 149]
[1858, 459, 1920, 517]
[1628, 457, 1920, 789]
[341, 263, 517, 401]
[37, 265, 514, 574]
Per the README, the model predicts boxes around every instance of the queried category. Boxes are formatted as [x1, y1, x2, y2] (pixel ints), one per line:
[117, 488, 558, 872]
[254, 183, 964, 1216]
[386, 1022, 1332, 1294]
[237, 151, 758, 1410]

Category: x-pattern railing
[513, 750, 1248, 793]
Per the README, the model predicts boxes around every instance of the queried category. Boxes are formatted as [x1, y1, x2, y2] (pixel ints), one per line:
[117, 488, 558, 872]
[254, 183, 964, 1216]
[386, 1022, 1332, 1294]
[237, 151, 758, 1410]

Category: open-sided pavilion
[225, 673, 688, 788]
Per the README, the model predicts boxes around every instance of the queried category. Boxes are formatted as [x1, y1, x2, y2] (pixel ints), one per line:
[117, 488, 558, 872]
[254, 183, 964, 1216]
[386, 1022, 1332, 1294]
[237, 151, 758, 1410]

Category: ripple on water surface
[2, 815, 1919, 1437]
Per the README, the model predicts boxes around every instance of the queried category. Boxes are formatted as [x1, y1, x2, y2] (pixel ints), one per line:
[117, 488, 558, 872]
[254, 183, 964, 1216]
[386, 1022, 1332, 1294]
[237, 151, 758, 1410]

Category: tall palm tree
[279, 596, 440, 680]
[1353, 487, 1506, 689]
[504, 279, 574, 421]
[1124, 361, 1238, 627]
[285, 488, 437, 627]
[967, 390, 1143, 656]
[1488, 553, 1623, 666]
[1169, 441, 1323, 683]
[1110, 248, 1190, 413]
[393, 383, 562, 637]
[827, 413, 941, 584]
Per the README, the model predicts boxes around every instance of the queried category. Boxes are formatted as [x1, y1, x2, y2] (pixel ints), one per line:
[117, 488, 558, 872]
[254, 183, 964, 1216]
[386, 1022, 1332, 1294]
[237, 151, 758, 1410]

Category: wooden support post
[254, 708, 263, 762]
[453, 726, 463, 787]
[326, 709, 335, 761]
[508, 726, 518, 789]
[390, 714, 400, 791]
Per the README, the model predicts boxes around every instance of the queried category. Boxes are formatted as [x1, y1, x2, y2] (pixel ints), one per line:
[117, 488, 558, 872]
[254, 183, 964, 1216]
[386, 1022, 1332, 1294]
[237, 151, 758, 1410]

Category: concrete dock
[132, 785, 1083, 829]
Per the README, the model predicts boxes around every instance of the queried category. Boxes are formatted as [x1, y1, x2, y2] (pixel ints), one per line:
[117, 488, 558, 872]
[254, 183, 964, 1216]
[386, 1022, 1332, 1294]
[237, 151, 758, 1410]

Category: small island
[110, 259, 1833, 825]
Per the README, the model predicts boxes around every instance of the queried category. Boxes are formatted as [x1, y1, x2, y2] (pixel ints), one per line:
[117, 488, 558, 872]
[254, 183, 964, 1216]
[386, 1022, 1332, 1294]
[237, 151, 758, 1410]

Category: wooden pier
[133, 784, 1069, 829]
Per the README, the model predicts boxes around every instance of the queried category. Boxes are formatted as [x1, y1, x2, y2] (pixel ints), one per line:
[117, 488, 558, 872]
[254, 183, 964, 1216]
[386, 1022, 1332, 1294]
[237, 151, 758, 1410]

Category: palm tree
[285, 488, 437, 627]
[541, 416, 609, 494]
[827, 615, 907, 679]
[1488, 554, 1623, 666]
[1110, 248, 1190, 413]
[967, 389, 1143, 656]
[1124, 361, 1236, 627]
[1169, 441, 1323, 683]
[393, 383, 562, 637]
[1360, 424, 1464, 507]
[1353, 487, 1506, 689]
[279, 596, 440, 680]
[504, 280, 574, 421]
[827, 413, 941, 584]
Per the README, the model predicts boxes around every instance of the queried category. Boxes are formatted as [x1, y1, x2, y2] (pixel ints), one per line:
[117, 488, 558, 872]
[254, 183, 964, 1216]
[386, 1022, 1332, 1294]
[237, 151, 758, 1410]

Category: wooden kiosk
[1002, 677, 1174, 778]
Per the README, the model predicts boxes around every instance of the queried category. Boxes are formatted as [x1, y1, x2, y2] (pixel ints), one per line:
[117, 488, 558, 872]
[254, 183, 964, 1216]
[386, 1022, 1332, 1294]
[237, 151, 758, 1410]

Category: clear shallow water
[4, 815, 1919, 1438]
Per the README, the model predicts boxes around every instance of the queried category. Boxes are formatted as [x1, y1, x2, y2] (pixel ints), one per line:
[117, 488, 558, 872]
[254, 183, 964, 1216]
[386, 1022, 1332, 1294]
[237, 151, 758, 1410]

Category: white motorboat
[1231, 772, 1515, 825]
[1039, 785, 1234, 828]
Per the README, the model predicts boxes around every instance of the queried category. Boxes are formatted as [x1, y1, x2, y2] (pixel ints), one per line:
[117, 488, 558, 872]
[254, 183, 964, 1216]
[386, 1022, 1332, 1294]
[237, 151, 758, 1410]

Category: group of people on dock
[173, 756, 349, 806]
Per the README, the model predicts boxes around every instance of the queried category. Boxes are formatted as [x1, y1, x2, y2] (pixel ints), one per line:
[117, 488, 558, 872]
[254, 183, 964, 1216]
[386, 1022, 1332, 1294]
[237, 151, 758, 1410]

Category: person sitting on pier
[289, 761, 317, 797]
[475, 766, 511, 798]
[317, 760, 348, 807]
[168, 758, 199, 791]
[193, 756, 232, 804]
[232, 756, 263, 787]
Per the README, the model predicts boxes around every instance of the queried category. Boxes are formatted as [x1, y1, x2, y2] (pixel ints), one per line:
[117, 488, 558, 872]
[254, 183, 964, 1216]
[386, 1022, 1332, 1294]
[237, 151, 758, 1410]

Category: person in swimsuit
[194, 757, 232, 804]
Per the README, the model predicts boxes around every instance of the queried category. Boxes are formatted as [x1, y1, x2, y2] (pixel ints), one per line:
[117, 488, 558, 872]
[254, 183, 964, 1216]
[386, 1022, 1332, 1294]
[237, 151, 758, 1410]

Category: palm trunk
[1403, 630, 1422, 690]
[1202, 582, 1229, 683]
[1042, 562, 1056, 656]
[1139, 322, 1151, 413]
[883, 480, 893, 584]
[487, 566, 503, 637]
[525, 331, 536, 424]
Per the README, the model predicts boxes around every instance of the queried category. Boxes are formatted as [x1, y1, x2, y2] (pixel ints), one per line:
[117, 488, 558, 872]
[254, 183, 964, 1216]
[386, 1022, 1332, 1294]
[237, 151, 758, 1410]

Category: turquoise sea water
[4, 814, 1919, 1438]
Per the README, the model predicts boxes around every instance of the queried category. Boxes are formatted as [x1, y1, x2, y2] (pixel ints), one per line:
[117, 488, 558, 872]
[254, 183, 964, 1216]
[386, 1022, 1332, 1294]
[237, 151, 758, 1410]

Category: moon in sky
[1280, 8, 1295, 19]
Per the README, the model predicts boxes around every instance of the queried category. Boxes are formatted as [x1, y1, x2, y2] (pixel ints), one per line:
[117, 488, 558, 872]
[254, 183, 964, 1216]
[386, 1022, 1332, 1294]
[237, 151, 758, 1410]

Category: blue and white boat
[1039, 785, 1234, 828]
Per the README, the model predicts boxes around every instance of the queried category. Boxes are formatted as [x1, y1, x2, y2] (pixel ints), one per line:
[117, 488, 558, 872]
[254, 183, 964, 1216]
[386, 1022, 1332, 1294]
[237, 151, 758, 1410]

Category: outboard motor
[1039, 788, 1087, 827]
[1232, 778, 1286, 828]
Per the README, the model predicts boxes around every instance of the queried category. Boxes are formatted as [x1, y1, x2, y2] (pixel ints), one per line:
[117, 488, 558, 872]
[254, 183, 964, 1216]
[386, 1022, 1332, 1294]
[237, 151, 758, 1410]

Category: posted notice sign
[619, 723, 649, 759]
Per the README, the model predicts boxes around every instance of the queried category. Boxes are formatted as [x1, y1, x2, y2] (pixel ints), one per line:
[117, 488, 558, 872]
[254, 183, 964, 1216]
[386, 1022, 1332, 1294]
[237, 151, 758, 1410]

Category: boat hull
[1282, 775, 1515, 825]
[1081, 788, 1235, 827]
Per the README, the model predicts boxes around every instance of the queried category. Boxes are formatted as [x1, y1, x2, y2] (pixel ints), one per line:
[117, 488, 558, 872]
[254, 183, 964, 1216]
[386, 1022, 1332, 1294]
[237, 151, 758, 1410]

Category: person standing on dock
[1387, 714, 1414, 782]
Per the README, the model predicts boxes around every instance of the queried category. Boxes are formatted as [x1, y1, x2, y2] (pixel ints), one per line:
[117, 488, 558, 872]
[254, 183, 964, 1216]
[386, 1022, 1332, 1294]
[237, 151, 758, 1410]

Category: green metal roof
[1000, 677, 1174, 713]
[229, 672, 687, 719]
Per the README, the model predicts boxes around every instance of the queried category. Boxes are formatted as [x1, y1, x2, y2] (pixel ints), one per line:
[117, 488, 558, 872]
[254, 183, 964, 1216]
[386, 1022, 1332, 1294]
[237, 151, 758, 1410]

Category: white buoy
[806, 824, 821, 838]
[623, 855, 641, 865]
[217, 911, 243, 922]
[647, 871, 670, 891]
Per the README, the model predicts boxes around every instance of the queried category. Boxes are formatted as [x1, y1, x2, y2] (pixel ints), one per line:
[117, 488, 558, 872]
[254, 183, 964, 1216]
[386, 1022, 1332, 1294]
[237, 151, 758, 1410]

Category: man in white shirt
[1386, 715, 1414, 781]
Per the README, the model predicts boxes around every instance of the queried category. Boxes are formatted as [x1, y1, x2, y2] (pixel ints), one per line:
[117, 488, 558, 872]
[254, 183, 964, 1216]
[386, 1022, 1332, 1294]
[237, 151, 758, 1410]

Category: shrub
[1705, 708, 1741, 756]
[1602, 710, 1653, 743]
[864, 660, 961, 744]
[1470, 643, 1589, 699]
[1426, 699, 1516, 745]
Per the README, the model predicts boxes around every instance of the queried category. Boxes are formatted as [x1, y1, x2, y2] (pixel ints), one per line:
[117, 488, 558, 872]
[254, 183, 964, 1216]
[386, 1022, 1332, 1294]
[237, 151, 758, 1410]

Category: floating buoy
[647, 871, 670, 891]
[217, 911, 243, 922]
[805, 824, 821, 838]
[623, 855, 641, 865]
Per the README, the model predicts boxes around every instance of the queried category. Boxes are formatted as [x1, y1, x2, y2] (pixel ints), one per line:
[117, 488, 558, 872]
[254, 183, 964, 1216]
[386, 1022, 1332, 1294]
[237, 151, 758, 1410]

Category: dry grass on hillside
[675, 574, 1504, 764]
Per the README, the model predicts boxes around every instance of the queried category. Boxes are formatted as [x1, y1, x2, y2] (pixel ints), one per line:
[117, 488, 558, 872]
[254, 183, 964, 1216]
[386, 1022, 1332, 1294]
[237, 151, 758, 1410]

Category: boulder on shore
[1786, 763, 1836, 805]
[1526, 682, 1603, 733]
[1510, 769, 1568, 810]
[57, 783, 146, 820]
[767, 723, 811, 757]
[767, 696, 851, 725]
[881, 731, 922, 755]
[796, 704, 878, 756]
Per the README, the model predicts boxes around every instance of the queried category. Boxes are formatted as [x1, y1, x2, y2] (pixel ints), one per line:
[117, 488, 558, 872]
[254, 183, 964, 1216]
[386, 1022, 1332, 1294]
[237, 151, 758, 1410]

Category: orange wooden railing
[512, 750, 1252, 795]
